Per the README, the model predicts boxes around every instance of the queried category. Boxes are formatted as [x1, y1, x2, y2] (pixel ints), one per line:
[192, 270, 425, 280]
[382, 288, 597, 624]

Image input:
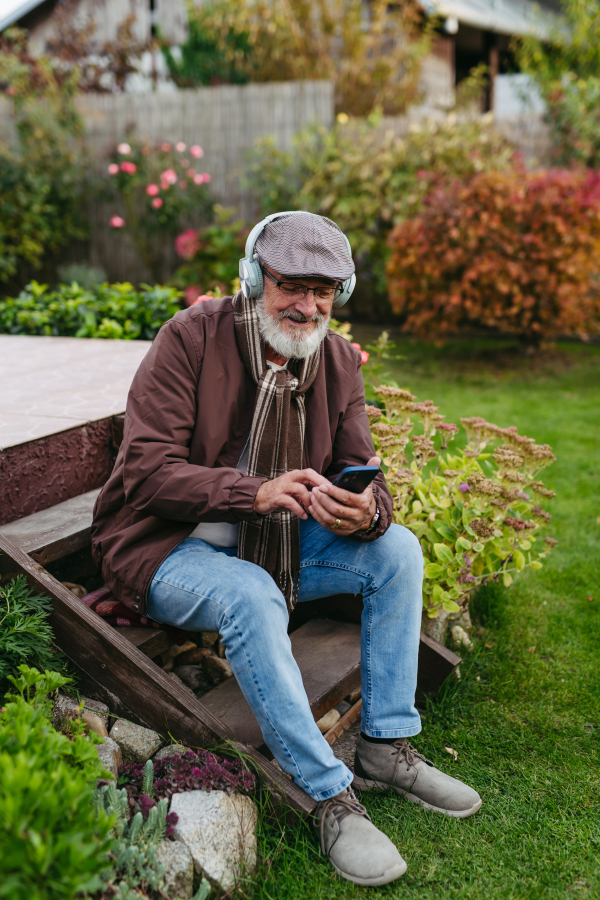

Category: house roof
[0, 0, 46, 32]
[421, 0, 560, 39]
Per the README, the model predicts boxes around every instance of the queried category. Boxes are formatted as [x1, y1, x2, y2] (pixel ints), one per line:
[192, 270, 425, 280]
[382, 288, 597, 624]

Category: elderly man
[92, 211, 481, 886]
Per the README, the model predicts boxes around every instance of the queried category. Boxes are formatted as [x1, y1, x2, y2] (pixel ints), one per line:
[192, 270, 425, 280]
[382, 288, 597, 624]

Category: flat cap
[255, 211, 355, 282]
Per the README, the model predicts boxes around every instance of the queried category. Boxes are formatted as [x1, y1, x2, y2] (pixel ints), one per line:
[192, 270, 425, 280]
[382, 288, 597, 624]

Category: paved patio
[0, 335, 151, 450]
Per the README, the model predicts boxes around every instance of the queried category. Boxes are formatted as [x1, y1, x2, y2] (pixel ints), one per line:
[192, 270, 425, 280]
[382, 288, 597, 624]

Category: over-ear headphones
[238, 211, 356, 308]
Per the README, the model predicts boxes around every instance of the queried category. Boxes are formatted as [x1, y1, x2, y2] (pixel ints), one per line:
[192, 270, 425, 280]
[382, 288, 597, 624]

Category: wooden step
[0, 488, 101, 565]
[119, 626, 171, 660]
[201, 618, 361, 748]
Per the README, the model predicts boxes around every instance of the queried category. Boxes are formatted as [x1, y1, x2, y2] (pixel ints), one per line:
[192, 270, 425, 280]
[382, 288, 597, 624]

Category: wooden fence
[0, 81, 333, 284]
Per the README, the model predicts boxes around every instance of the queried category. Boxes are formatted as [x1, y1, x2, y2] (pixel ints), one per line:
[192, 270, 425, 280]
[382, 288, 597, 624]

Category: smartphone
[332, 465, 380, 494]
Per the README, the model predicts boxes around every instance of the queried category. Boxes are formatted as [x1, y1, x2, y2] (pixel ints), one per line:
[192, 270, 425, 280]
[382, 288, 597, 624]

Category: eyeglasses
[262, 266, 339, 302]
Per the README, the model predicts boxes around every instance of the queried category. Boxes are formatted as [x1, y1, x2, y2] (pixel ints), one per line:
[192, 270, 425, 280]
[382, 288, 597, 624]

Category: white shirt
[189, 360, 288, 548]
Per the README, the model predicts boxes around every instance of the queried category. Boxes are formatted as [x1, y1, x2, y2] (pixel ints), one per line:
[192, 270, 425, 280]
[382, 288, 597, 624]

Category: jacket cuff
[229, 473, 269, 523]
[351, 483, 391, 543]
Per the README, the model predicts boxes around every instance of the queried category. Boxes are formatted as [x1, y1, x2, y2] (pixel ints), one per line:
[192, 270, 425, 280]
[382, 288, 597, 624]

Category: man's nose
[293, 292, 319, 317]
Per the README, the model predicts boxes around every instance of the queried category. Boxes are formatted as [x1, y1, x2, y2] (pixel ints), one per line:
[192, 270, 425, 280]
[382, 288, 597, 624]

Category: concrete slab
[0, 335, 151, 449]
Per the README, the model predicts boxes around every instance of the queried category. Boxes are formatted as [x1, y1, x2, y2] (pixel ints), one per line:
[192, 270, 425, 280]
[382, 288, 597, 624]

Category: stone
[52, 692, 80, 724]
[156, 840, 194, 900]
[82, 710, 108, 737]
[174, 665, 210, 692]
[162, 657, 174, 672]
[450, 625, 473, 650]
[170, 640, 197, 659]
[82, 698, 110, 727]
[335, 700, 351, 717]
[171, 790, 257, 891]
[345, 686, 361, 705]
[202, 654, 233, 685]
[109, 719, 162, 764]
[178, 647, 214, 666]
[316, 708, 340, 733]
[199, 631, 219, 648]
[167, 671, 196, 699]
[61, 581, 87, 598]
[154, 743, 188, 761]
[96, 735, 122, 779]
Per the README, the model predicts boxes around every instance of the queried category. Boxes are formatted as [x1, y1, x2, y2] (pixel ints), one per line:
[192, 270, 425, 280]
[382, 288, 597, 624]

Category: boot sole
[332, 859, 407, 886]
[352, 775, 482, 819]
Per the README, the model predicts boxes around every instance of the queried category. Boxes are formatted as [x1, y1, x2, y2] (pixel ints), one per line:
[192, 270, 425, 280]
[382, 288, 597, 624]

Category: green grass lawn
[242, 336, 600, 900]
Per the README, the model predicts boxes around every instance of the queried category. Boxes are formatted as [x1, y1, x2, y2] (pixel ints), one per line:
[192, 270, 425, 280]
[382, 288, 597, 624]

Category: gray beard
[255, 293, 330, 360]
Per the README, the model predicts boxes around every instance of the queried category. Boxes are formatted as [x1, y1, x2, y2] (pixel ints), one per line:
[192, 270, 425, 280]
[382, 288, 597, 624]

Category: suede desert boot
[354, 735, 482, 818]
[313, 786, 407, 886]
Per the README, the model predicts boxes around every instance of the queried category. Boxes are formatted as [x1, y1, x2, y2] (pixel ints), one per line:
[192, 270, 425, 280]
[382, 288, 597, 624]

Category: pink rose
[161, 142, 171, 151]
[175, 229, 201, 259]
[117, 142, 131, 154]
[360, 351, 370, 365]
[151, 197, 163, 209]
[184, 285, 202, 306]
[182, 159, 189, 167]
[193, 174, 203, 185]
[179, 180, 188, 188]
[191, 295, 212, 305]
[176, 141, 186, 151]
[120, 161, 137, 174]
[187, 168, 196, 177]
[161, 168, 178, 185]
[190, 145, 203, 158]
[352, 342, 361, 351]
[108, 163, 119, 175]
[109, 215, 125, 228]
[201, 172, 211, 183]
[146, 183, 160, 196]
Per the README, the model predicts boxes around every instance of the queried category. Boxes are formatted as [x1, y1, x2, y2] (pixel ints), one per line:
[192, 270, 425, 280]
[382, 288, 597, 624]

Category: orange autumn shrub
[386, 167, 600, 343]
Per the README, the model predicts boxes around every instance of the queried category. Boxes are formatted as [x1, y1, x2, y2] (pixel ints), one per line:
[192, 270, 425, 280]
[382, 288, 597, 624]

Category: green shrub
[171, 205, 248, 300]
[367, 385, 557, 621]
[0, 576, 68, 696]
[0, 29, 87, 288]
[0, 667, 114, 899]
[0, 280, 182, 340]
[517, 0, 600, 166]
[247, 112, 514, 317]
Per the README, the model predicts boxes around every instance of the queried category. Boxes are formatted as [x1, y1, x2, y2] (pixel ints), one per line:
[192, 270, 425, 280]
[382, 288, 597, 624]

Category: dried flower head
[504, 517, 536, 531]
[493, 445, 525, 469]
[530, 481, 556, 499]
[437, 423, 459, 435]
[411, 434, 437, 466]
[374, 385, 415, 412]
[470, 518, 496, 539]
[531, 505, 552, 522]
[544, 537, 558, 547]
[468, 472, 504, 497]
[443, 469, 459, 479]
[390, 468, 416, 487]
[365, 404, 382, 424]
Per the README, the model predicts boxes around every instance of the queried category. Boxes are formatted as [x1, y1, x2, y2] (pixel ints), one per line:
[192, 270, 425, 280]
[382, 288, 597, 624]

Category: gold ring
[333, 518, 341, 529]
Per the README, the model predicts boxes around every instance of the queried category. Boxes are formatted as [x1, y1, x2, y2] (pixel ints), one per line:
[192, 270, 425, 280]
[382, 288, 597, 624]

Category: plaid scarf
[233, 291, 321, 609]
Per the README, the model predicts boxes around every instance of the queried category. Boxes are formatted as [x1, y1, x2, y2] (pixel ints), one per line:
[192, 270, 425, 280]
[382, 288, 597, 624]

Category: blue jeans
[147, 518, 423, 801]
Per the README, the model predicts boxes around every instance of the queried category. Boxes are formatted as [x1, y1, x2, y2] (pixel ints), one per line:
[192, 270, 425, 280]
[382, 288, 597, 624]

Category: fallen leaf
[528, 646, 536, 653]
[444, 746, 458, 761]
[484, 641, 493, 648]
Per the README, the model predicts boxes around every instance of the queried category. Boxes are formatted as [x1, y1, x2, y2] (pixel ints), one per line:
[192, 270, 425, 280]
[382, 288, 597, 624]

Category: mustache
[279, 309, 325, 324]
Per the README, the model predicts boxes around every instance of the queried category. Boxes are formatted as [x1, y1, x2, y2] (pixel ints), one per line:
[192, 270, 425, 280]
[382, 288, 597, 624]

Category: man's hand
[253, 468, 329, 519]
[308, 456, 380, 536]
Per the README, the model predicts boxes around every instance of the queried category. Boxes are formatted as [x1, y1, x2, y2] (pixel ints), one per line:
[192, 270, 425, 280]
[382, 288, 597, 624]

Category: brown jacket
[91, 298, 392, 614]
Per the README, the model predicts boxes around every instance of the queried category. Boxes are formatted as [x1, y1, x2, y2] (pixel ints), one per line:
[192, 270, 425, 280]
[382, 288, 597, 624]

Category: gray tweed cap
[255, 212, 355, 281]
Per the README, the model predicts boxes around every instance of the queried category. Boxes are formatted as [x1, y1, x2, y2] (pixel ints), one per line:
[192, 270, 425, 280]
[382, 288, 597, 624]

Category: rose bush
[367, 385, 556, 637]
[171, 205, 248, 300]
[386, 166, 600, 344]
[104, 138, 213, 282]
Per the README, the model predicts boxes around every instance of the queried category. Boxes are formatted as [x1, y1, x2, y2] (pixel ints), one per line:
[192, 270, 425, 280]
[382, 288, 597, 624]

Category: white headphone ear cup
[239, 257, 264, 299]
[333, 273, 356, 308]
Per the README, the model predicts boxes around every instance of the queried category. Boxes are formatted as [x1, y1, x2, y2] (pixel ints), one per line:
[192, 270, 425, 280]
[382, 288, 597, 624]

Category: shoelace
[316, 788, 369, 855]
[392, 738, 428, 771]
